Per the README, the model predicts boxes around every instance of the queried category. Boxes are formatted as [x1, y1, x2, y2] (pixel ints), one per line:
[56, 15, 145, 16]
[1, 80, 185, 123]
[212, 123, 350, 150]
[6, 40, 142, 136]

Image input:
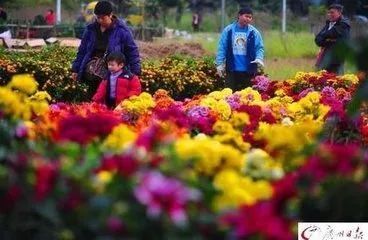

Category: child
[92, 52, 141, 108]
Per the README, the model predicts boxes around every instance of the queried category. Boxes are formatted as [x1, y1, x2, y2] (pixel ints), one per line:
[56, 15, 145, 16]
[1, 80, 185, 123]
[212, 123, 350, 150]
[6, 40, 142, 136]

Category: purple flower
[134, 171, 201, 226]
[321, 86, 336, 99]
[15, 123, 28, 138]
[298, 88, 314, 99]
[252, 75, 271, 92]
[187, 106, 210, 120]
[226, 94, 242, 110]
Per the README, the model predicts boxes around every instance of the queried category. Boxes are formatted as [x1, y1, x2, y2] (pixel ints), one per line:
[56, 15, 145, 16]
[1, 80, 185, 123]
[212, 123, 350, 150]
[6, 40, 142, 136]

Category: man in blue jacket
[71, 1, 140, 98]
[216, 7, 264, 91]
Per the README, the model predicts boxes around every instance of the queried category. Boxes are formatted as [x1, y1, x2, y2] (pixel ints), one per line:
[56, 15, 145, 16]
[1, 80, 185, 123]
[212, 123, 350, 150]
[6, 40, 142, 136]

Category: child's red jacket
[92, 71, 141, 106]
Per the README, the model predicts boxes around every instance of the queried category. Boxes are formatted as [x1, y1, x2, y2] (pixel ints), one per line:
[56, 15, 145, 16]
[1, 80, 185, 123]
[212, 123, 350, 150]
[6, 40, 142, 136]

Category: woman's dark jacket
[72, 17, 140, 79]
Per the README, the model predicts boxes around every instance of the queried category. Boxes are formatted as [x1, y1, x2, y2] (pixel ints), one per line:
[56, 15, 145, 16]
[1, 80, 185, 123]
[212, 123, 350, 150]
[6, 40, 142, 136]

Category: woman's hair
[107, 52, 126, 65]
[94, 1, 113, 16]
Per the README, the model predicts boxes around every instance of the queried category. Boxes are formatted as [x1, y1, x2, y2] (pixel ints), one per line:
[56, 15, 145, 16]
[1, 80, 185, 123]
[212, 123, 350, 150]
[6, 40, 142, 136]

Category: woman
[71, 1, 140, 99]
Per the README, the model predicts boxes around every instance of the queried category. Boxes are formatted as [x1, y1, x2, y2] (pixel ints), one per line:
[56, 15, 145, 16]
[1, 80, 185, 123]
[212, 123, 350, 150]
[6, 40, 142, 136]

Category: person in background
[0, 6, 11, 40]
[315, 4, 350, 74]
[92, 52, 141, 109]
[45, 9, 56, 25]
[216, 6, 264, 92]
[192, 12, 200, 32]
[71, 0, 140, 100]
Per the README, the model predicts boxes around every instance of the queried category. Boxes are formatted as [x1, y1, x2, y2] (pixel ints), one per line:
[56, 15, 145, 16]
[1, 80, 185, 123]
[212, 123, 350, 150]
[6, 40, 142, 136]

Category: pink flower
[15, 123, 28, 138]
[135, 124, 162, 151]
[106, 216, 125, 235]
[221, 202, 293, 240]
[134, 171, 201, 226]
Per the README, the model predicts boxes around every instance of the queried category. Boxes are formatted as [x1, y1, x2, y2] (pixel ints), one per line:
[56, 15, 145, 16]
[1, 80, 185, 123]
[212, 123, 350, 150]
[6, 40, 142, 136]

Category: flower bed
[1, 71, 367, 239]
[0, 47, 222, 102]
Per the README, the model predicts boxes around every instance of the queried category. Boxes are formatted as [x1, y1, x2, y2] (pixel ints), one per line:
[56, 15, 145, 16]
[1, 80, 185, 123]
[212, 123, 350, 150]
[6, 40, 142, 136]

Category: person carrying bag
[71, 1, 141, 99]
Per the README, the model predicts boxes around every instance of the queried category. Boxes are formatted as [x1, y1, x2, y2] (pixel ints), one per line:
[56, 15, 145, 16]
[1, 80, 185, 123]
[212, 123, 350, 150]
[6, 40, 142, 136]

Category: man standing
[315, 4, 350, 74]
[0, 6, 11, 40]
[216, 7, 264, 92]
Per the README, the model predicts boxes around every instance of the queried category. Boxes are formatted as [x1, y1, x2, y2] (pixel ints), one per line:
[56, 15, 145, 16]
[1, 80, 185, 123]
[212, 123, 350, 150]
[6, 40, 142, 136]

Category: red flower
[272, 172, 299, 206]
[96, 154, 138, 178]
[221, 202, 293, 240]
[0, 185, 22, 213]
[300, 144, 360, 182]
[59, 186, 84, 211]
[56, 113, 121, 145]
[34, 162, 58, 201]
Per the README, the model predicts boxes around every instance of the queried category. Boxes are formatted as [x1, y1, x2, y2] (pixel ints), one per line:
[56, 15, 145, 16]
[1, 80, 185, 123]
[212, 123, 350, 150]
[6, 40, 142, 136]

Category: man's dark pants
[225, 71, 254, 92]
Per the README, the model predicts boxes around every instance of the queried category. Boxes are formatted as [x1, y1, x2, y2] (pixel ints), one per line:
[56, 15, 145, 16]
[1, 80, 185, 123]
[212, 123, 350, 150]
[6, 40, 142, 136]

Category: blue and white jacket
[216, 22, 264, 74]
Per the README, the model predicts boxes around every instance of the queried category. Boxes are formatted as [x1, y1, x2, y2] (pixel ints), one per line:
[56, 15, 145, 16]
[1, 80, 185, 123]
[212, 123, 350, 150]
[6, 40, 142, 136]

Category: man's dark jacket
[315, 17, 350, 72]
[72, 17, 140, 79]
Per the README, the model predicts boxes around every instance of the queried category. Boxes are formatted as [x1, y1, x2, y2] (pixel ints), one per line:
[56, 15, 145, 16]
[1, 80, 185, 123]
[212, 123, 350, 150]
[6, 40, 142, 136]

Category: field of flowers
[1, 67, 368, 239]
[0, 46, 222, 102]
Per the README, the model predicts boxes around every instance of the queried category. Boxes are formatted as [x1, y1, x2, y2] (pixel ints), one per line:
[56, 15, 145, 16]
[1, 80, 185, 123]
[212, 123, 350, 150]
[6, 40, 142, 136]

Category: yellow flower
[0, 88, 23, 118]
[275, 89, 286, 97]
[238, 87, 262, 104]
[254, 121, 322, 169]
[175, 135, 245, 175]
[116, 92, 156, 115]
[201, 98, 231, 120]
[213, 121, 234, 134]
[229, 112, 250, 128]
[207, 88, 233, 100]
[29, 91, 52, 101]
[93, 171, 114, 193]
[213, 169, 273, 211]
[340, 74, 359, 85]
[9, 74, 38, 95]
[243, 148, 284, 180]
[103, 124, 137, 152]
[97, 171, 113, 184]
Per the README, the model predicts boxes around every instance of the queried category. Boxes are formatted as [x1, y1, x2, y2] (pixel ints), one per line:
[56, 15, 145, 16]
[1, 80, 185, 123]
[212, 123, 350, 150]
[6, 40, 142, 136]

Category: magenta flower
[300, 144, 360, 182]
[221, 202, 293, 240]
[297, 87, 314, 100]
[187, 106, 216, 134]
[252, 75, 271, 92]
[134, 171, 201, 226]
[106, 216, 125, 235]
[154, 104, 189, 128]
[187, 106, 210, 120]
[15, 123, 28, 138]
[225, 94, 242, 110]
[321, 86, 336, 99]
